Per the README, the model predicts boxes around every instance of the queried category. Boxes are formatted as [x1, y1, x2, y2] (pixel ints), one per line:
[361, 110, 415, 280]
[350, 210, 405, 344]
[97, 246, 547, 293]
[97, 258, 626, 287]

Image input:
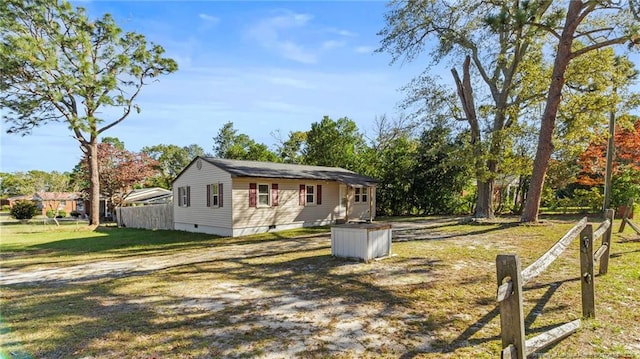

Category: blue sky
[0, 1, 428, 173]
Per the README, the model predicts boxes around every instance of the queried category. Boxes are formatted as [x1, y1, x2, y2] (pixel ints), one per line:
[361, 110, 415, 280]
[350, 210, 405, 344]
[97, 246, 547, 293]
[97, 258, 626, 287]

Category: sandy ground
[1, 224, 450, 357]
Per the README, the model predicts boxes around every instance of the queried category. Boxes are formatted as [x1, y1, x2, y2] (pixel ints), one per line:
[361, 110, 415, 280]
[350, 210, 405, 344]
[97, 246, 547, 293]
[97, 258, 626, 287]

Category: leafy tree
[378, 0, 553, 218]
[1, 0, 177, 225]
[81, 141, 159, 216]
[369, 116, 418, 216]
[142, 143, 205, 188]
[9, 200, 38, 221]
[303, 116, 368, 172]
[412, 124, 472, 215]
[273, 130, 307, 164]
[577, 116, 640, 207]
[522, 1, 639, 222]
[213, 122, 278, 162]
[0, 170, 74, 196]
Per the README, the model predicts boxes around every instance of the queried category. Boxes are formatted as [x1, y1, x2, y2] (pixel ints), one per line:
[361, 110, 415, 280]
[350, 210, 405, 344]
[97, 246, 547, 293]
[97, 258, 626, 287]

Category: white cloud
[355, 46, 375, 54]
[266, 76, 315, 89]
[247, 11, 317, 64]
[322, 40, 346, 50]
[198, 13, 219, 23]
[277, 41, 317, 64]
[325, 28, 357, 37]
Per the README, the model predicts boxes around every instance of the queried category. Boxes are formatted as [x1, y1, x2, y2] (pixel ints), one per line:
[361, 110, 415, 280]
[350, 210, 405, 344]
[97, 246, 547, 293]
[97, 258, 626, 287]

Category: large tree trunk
[521, 3, 581, 222]
[88, 139, 100, 226]
[452, 56, 497, 218]
[475, 178, 494, 218]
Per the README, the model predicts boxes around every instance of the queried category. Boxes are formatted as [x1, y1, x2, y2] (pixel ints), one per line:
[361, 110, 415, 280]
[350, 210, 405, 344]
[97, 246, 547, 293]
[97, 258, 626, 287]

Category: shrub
[46, 209, 56, 218]
[57, 210, 67, 218]
[10, 201, 39, 220]
[70, 210, 81, 218]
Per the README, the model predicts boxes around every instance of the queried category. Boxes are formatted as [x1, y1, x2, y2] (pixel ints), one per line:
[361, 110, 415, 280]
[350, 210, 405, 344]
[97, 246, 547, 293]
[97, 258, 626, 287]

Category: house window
[355, 187, 368, 203]
[178, 186, 190, 207]
[209, 183, 219, 207]
[258, 184, 270, 207]
[306, 185, 315, 205]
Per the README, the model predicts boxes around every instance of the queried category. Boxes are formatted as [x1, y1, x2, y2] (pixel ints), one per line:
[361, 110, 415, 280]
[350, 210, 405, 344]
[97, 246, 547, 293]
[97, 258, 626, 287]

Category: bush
[10, 201, 39, 220]
[46, 209, 56, 218]
[57, 210, 67, 218]
[70, 210, 81, 218]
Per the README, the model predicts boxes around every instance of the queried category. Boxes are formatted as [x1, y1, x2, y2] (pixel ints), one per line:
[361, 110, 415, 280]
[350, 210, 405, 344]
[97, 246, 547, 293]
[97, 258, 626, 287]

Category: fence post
[618, 198, 634, 233]
[497, 254, 525, 359]
[580, 224, 595, 318]
[599, 209, 614, 275]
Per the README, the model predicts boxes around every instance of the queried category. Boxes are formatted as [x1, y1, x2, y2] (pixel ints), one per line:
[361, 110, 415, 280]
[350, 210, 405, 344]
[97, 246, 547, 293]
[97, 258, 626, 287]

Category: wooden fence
[496, 209, 615, 358]
[116, 204, 174, 230]
[618, 199, 640, 235]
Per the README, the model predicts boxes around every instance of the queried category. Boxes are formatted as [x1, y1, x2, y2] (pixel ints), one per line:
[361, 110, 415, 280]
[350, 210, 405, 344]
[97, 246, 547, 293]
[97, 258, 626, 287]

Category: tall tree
[303, 116, 367, 172]
[0, 170, 73, 196]
[369, 116, 418, 216]
[142, 143, 205, 188]
[412, 124, 472, 215]
[378, 0, 552, 218]
[212, 122, 278, 162]
[1, 0, 177, 225]
[82, 141, 159, 216]
[273, 130, 307, 164]
[521, 1, 639, 222]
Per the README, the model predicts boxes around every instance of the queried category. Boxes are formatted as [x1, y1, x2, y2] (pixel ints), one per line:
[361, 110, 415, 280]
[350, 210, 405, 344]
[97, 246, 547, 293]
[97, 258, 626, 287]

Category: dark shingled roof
[201, 157, 378, 186]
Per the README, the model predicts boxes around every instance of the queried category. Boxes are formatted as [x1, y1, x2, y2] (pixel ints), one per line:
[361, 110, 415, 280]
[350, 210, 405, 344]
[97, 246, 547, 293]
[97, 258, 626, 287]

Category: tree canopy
[1, 0, 177, 225]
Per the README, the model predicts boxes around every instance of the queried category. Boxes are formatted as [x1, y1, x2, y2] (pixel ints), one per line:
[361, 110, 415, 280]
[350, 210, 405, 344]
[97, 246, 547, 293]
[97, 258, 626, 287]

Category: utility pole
[602, 106, 615, 213]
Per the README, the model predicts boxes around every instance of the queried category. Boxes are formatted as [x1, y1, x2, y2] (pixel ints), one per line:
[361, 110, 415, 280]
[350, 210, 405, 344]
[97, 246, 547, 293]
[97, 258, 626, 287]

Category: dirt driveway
[1, 226, 444, 358]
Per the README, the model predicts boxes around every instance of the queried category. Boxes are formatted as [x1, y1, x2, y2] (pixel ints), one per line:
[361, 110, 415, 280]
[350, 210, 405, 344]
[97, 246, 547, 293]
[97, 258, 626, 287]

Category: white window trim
[257, 183, 270, 208]
[210, 183, 219, 208]
[354, 187, 361, 203]
[305, 184, 316, 206]
[362, 187, 368, 203]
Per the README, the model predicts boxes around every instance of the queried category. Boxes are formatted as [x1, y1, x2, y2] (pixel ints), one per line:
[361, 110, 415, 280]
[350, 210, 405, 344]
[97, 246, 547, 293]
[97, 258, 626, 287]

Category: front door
[338, 185, 347, 218]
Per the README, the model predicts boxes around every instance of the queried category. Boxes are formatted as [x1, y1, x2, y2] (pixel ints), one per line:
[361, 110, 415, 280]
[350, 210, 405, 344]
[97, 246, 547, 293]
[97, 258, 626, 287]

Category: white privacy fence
[116, 204, 173, 230]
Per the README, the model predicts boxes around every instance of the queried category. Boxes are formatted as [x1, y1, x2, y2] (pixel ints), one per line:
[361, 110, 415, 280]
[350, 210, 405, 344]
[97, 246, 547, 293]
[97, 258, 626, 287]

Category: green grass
[1, 215, 639, 358]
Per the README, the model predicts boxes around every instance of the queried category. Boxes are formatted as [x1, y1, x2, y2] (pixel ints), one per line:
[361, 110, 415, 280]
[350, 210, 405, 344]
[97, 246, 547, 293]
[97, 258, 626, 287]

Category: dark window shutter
[178, 187, 183, 206]
[219, 183, 224, 207]
[299, 184, 305, 205]
[206, 184, 211, 207]
[272, 183, 279, 206]
[317, 184, 322, 205]
[186, 186, 191, 207]
[249, 183, 257, 207]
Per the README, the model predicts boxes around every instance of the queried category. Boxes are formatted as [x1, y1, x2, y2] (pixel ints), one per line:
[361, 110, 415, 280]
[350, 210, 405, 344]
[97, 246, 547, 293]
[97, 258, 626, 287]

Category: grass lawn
[1, 215, 639, 358]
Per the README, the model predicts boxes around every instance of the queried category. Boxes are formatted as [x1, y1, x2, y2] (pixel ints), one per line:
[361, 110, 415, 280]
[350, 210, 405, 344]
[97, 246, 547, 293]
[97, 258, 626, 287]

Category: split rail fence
[618, 199, 640, 235]
[496, 209, 614, 359]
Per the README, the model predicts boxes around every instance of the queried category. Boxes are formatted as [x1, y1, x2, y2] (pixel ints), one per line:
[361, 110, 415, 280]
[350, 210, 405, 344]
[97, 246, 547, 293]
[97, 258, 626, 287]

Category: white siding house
[172, 157, 378, 237]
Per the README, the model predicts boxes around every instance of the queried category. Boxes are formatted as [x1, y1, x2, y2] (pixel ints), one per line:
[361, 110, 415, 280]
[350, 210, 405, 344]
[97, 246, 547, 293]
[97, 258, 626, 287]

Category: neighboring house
[3, 194, 34, 208]
[122, 187, 173, 206]
[34, 192, 84, 216]
[172, 157, 378, 237]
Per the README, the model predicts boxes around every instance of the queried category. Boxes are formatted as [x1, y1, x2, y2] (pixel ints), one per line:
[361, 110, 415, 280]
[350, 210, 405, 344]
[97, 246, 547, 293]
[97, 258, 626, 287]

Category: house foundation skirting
[232, 219, 334, 237]
[174, 222, 233, 237]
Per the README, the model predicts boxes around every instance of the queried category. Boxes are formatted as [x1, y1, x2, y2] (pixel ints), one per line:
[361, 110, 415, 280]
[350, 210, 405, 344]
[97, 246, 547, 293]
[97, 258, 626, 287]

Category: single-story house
[34, 192, 84, 216]
[172, 157, 378, 237]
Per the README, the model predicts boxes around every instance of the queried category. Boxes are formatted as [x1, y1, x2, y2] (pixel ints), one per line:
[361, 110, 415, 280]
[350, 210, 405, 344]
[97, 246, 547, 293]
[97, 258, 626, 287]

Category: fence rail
[116, 204, 174, 230]
[496, 209, 614, 358]
[619, 199, 640, 235]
